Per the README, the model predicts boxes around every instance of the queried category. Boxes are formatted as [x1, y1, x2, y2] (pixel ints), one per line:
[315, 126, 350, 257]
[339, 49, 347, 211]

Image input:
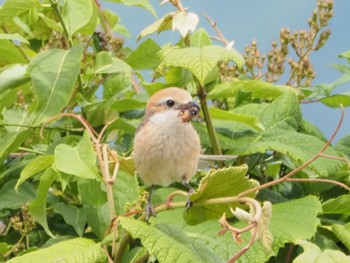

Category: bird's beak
[177, 102, 200, 117]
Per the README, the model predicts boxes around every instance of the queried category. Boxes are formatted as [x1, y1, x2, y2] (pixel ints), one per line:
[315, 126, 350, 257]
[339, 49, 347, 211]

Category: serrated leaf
[207, 80, 293, 100]
[322, 194, 350, 214]
[62, 0, 94, 37]
[16, 155, 54, 190]
[0, 180, 36, 210]
[28, 46, 82, 124]
[172, 12, 199, 38]
[294, 240, 350, 263]
[332, 223, 350, 250]
[107, 0, 157, 18]
[54, 132, 99, 180]
[6, 238, 106, 263]
[0, 64, 29, 93]
[334, 134, 350, 157]
[214, 90, 345, 178]
[137, 13, 173, 41]
[119, 217, 207, 263]
[110, 99, 146, 112]
[191, 28, 212, 47]
[94, 51, 131, 74]
[321, 93, 350, 108]
[158, 45, 244, 85]
[126, 38, 160, 69]
[54, 203, 87, 236]
[29, 167, 57, 238]
[209, 107, 265, 132]
[185, 165, 259, 225]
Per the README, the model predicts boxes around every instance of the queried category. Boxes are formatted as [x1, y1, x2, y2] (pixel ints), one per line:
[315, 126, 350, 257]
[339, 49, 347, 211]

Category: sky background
[102, 0, 350, 142]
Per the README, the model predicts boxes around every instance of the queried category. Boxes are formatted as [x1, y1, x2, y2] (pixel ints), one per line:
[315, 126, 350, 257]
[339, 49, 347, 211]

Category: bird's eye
[165, 99, 175, 107]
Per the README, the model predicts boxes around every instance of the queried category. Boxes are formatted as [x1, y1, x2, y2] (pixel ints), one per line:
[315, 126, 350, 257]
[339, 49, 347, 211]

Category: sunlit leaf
[332, 223, 350, 250]
[158, 45, 244, 84]
[0, 33, 28, 44]
[322, 194, 350, 214]
[94, 51, 131, 74]
[27, 45, 82, 124]
[191, 28, 212, 47]
[321, 93, 350, 108]
[107, 0, 157, 18]
[172, 11, 199, 38]
[137, 13, 174, 41]
[0, 64, 29, 93]
[126, 38, 161, 69]
[6, 238, 106, 263]
[0, 131, 32, 164]
[110, 99, 146, 112]
[54, 132, 99, 180]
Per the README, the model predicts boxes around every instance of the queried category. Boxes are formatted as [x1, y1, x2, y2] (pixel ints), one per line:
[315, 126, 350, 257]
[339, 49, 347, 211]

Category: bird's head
[144, 87, 200, 123]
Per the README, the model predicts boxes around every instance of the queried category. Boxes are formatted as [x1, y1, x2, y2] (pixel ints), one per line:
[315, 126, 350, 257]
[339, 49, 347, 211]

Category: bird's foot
[186, 187, 194, 211]
[145, 200, 156, 222]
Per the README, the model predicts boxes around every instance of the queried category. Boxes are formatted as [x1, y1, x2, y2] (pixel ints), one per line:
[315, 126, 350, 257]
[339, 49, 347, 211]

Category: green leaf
[6, 238, 106, 263]
[158, 45, 244, 85]
[62, 0, 94, 37]
[207, 80, 293, 100]
[0, 0, 41, 24]
[85, 203, 110, 239]
[0, 40, 27, 66]
[54, 132, 99, 180]
[94, 51, 131, 74]
[321, 93, 350, 108]
[191, 28, 212, 47]
[0, 131, 32, 164]
[27, 46, 82, 124]
[110, 99, 146, 112]
[107, 0, 157, 18]
[322, 194, 350, 214]
[112, 171, 140, 215]
[78, 179, 107, 206]
[0, 180, 36, 210]
[334, 134, 350, 157]
[126, 38, 161, 69]
[54, 203, 87, 236]
[29, 167, 57, 238]
[214, 91, 345, 177]
[294, 240, 350, 263]
[16, 155, 54, 190]
[2, 107, 30, 132]
[332, 223, 350, 250]
[137, 13, 174, 41]
[209, 107, 265, 132]
[185, 165, 259, 225]
[0, 64, 29, 93]
[119, 217, 208, 263]
[0, 33, 28, 44]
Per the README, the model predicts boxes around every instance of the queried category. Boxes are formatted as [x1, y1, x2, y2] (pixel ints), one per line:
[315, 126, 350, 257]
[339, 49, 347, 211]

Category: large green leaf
[294, 240, 350, 263]
[152, 196, 322, 262]
[126, 38, 160, 69]
[94, 51, 131, 74]
[29, 167, 57, 238]
[209, 107, 265, 132]
[0, 64, 29, 93]
[0, 40, 27, 66]
[214, 90, 345, 177]
[321, 92, 350, 108]
[16, 155, 54, 190]
[54, 203, 87, 236]
[119, 217, 213, 263]
[0, 180, 36, 210]
[322, 194, 350, 214]
[185, 165, 259, 225]
[107, 0, 157, 18]
[27, 45, 82, 124]
[158, 45, 244, 85]
[7, 238, 106, 263]
[191, 28, 212, 48]
[54, 132, 99, 180]
[62, 0, 94, 37]
[207, 80, 294, 100]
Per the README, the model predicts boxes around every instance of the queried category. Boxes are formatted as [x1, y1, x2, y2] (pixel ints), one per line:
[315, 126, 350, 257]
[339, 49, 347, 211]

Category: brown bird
[133, 87, 201, 220]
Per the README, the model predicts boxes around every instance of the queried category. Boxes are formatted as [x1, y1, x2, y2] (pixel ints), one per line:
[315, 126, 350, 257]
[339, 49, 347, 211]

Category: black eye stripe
[166, 99, 175, 107]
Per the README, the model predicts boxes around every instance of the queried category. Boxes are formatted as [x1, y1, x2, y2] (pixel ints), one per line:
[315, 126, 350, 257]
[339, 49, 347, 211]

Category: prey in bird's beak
[177, 102, 200, 123]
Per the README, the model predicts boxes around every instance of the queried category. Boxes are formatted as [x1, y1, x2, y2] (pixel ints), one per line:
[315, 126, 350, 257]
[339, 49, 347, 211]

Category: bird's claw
[145, 200, 156, 222]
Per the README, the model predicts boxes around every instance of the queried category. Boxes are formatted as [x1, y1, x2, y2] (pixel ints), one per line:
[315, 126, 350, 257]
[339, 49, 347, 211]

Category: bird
[133, 87, 201, 221]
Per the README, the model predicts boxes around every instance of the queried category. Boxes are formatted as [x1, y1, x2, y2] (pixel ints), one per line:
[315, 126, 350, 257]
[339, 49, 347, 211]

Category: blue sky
[103, 0, 349, 141]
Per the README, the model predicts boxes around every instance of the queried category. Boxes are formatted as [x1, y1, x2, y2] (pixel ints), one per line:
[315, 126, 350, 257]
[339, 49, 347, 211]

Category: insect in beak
[177, 102, 200, 123]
